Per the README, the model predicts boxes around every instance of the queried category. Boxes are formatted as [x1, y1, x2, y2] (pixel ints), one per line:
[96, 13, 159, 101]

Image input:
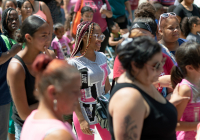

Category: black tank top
[108, 83, 177, 140]
[12, 55, 38, 126]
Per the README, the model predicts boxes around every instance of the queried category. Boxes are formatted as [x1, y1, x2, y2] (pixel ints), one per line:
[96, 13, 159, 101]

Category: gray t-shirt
[186, 33, 200, 44]
[68, 51, 110, 124]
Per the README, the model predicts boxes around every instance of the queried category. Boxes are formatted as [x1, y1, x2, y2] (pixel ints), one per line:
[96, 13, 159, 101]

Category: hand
[44, 47, 53, 59]
[10, 43, 22, 56]
[118, 38, 125, 44]
[65, 13, 71, 21]
[79, 120, 93, 135]
[129, 14, 133, 23]
[169, 84, 190, 106]
[100, 8, 105, 14]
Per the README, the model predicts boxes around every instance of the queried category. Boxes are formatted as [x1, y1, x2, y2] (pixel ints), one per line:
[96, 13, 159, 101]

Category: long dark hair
[117, 36, 161, 78]
[181, 16, 199, 37]
[2, 8, 18, 47]
[17, 15, 46, 43]
[171, 42, 200, 88]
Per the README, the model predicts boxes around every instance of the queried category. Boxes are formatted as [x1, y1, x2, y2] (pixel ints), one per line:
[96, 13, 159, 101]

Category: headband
[131, 22, 156, 36]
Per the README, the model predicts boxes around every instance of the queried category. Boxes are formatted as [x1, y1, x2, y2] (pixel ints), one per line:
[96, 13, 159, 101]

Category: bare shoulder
[44, 129, 74, 140]
[7, 58, 25, 78]
[179, 84, 191, 97]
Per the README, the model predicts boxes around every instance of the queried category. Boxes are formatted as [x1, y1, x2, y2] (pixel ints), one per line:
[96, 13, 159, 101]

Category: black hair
[133, 17, 157, 36]
[18, 0, 34, 11]
[167, 5, 176, 12]
[181, 16, 199, 37]
[179, 0, 183, 3]
[3, 0, 17, 10]
[153, 2, 163, 11]
[53, 23, 64, 31]
[2, 8, 18, 47]
[81, 6, 94, 15]
[134, 2, 156, 20]
[171, 41, 200, 88]
[117, 36, 161, 78]
[17, 15, 46, 43]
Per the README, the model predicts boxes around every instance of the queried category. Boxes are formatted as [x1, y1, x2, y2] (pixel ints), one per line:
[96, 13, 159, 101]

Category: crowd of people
[1, 0, 200, 140]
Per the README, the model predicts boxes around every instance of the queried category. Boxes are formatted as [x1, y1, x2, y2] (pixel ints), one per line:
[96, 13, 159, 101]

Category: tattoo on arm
[123, 116, 138, 140]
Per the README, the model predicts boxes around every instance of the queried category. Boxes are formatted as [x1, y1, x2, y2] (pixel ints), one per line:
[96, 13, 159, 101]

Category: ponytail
[171, 65, 184, 89]
[181, 16, 199, 37]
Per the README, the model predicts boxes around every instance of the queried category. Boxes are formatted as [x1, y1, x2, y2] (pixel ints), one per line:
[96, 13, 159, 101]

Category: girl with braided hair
[68, 21, 111, 140]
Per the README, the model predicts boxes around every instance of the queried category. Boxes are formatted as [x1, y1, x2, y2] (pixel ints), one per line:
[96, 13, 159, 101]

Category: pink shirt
[20, 110, 77, 140]
[177, 79, 200, 140]
[74, 0, 111, 32]
[51, 36, 71, 60]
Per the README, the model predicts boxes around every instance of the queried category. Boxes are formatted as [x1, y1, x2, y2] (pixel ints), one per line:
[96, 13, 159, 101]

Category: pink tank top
[34, 2, 47, 21]
[177, 79, 200, 140]
[20, 110, 77, 140]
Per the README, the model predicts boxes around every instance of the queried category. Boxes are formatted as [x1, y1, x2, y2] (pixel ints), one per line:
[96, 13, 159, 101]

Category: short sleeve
[113, 56, 125, 79]
[74, 0, 82, 12]
[64, 36, 71, 44]
[173, 4, 184, 19]
[105, 0, 111, 11]
[68, 59, 78, 68]
[51, 41, 58, 50]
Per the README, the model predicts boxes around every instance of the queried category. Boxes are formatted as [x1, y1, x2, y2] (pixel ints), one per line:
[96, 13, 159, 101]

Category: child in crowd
[171, 42, 200, 140]
[108, 22, 124, 52]
[3, 0, 16, 10]
[52, 23, 72, 60]
[181, 16, 200, 43]
[81, 6, 94, 22]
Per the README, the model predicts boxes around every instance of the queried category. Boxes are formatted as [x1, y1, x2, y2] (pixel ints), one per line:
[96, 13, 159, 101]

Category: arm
[100, 9, 113, 18]
[43, 129, 74, 140]
[40, 2, 53, 40]
[0, 43, 22, 65]
[175, 85, 198, 131]
[54, 49, 58, 57]
[109, 88, 146, 140]
[153, 75, 172, 88]
[105, 76, 111, 93]
[74, 101, 93, 135]
[63, 0, 71, 20]
[7, 62, 38, 120]
[109, 34, 124, 46]
[124, 1, 133, 22]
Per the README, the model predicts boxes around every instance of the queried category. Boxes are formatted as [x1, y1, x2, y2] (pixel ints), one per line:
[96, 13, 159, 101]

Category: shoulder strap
[13, 55, 28, 72]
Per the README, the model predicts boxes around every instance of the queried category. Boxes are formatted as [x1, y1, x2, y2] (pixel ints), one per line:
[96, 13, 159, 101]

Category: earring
[53, 99, 57, 111]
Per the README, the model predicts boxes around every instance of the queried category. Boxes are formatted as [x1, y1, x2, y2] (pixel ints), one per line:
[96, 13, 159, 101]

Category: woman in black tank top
[7, 15, 55, 139]
[108, 37, 189, 140]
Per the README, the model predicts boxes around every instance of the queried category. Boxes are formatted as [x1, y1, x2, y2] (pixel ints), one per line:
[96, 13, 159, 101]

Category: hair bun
[32, 54, 52, 73]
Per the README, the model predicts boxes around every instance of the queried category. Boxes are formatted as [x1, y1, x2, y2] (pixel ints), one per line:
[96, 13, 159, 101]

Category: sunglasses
[158, 12, 176, 29]
[145, 57, 167, 71]
[93, 34, 105, 42]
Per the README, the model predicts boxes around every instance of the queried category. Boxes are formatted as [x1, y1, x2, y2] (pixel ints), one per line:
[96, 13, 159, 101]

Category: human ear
[24, 34, 32, 43]
[158, 28, 163, 36]
[46, 85, 57, 100]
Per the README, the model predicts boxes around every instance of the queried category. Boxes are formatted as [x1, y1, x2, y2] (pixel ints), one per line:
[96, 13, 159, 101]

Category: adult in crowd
[20, 54, 80, 140]
[148, 0, 175, 12]
[108, 0, 132, 33]
[7, 15, 54, 140]
[0, 19, 22, 140]
[158, 12, 184, 64]
[68, 21, 111, 140]
[2, 0, 17, 11]
[73, 0, 113, 53]
[108, 36, 189, 140]
[173, 0, 200, 23]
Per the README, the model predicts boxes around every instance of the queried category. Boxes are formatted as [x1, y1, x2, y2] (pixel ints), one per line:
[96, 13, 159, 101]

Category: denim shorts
[14, 122, 22, 140]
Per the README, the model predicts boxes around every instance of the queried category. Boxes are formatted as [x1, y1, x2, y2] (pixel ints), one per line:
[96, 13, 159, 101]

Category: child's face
[21, 1, 33, 18]
[81, 11, 93, 22]
[193, 18, 200, 34]
[6, 10, 19, 33]
[55, 27, 64, 39]
[5, 1, 16, 9]
[159, 17, 180, 42]
[111, 23, 120, 34]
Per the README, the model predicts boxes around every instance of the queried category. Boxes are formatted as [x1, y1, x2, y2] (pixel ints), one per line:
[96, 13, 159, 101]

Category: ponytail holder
[175, 62, 178, 67]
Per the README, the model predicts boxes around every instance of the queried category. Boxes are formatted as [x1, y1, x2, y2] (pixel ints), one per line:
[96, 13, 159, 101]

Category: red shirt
[113, 53, 174, 81]
[129, 0, 139, 10]
[74, 0, 111, 32]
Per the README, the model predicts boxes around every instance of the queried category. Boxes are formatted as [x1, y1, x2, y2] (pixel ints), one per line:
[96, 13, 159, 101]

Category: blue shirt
[0, 35, 12, 105]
